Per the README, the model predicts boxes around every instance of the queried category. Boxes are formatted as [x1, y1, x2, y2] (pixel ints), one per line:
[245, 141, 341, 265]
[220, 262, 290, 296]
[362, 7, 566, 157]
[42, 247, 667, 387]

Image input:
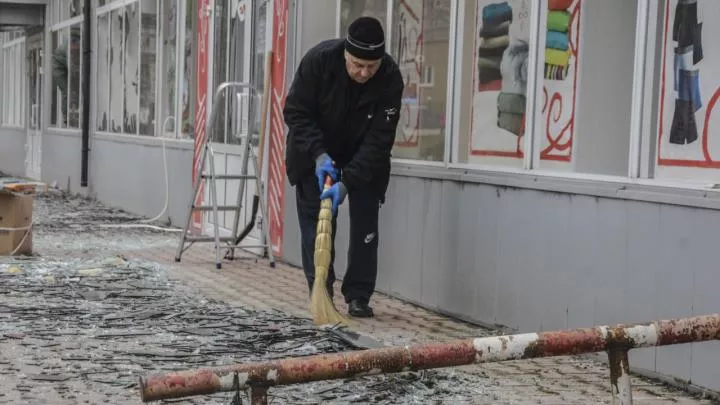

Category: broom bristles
[310, 179, 349, 326]
[311, 277, 347, 326]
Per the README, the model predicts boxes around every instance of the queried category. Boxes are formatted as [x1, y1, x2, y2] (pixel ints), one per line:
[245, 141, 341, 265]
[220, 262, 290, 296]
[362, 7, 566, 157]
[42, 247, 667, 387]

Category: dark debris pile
[0, 188, 496, 404]
[0, 255, 491, 404]
[30, 188, 178, 257]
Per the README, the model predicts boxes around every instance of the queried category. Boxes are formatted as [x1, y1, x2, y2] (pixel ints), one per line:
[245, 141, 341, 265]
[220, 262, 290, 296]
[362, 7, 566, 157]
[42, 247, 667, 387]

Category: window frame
[1, 35, 27, 129]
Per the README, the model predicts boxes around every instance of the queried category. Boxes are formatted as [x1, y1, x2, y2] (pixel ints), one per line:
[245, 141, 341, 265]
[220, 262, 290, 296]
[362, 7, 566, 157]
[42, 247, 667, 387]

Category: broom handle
[323, 175, 333, 190]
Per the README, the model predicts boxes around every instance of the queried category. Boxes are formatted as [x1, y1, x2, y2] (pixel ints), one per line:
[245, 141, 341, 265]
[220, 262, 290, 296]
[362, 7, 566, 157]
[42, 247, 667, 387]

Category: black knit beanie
[345, 17, 385, 60]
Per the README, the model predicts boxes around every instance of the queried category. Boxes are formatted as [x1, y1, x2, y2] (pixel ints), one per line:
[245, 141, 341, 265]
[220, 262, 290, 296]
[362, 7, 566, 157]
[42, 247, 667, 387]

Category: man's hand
[315, 153, 338, 191]
[319, 182, 347, 216]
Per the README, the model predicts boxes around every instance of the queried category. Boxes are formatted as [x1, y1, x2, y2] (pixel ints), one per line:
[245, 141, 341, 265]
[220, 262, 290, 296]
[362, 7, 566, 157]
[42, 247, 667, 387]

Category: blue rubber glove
[319, 181, 347, 216]
[315, 153, 338, 192]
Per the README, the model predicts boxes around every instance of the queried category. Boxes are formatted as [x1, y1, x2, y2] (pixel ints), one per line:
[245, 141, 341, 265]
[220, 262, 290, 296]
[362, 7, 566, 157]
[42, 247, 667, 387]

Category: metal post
[138, 314, 720, 402]
[250, 387, 268, 405]
[608, 349, 633, 405]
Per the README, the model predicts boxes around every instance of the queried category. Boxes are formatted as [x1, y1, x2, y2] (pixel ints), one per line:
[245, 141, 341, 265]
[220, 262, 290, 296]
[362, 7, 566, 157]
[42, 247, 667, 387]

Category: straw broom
[310, 176, 349, 326]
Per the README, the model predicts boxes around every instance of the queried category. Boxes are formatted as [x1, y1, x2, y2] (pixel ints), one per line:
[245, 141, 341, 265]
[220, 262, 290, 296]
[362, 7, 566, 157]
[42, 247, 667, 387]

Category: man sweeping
[283, 16, 403, 318]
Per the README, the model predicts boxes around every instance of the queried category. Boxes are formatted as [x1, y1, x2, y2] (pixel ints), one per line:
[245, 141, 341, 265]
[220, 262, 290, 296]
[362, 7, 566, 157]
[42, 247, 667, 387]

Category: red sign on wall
[192, 0, 211, 233]
[266, 0, 289, 256]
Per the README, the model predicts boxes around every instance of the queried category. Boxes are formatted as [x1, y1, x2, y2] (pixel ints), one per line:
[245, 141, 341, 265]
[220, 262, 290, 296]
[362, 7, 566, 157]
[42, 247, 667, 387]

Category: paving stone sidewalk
[0, 188, 715, 404]
[131, 242, 718, 405]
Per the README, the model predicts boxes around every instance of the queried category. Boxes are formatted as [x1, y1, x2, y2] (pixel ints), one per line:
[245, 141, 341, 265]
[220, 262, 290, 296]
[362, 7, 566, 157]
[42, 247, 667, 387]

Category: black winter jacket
[283, 39, 404, 198]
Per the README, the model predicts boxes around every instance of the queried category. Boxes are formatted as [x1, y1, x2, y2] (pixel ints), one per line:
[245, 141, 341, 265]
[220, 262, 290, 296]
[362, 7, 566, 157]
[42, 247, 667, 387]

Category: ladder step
[185, 236, 238, 242]
[201, 174, 256, 180]
[193, 205, 241, 211]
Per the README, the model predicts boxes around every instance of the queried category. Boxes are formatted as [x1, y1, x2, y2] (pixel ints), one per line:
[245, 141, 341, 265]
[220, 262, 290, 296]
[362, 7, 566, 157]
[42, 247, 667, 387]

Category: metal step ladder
[175, 82, 275, 269]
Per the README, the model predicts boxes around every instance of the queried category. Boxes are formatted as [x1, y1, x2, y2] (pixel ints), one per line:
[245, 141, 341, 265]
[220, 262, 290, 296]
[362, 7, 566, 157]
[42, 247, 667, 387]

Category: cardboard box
[0, 190, 34, 256]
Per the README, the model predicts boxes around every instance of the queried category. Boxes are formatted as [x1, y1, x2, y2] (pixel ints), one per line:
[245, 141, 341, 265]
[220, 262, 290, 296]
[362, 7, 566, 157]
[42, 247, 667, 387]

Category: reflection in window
[97, 14, 110, 131]
[68, 24, 82, 128]
[70, 0, 83, 17]
[139, 0, 158, 136]
[211, 0, 230, 143]
[160, 0, 178, 137]
[339, 0, 387, 35]
[181, 0, 196, 139]
[124, 2, 140, 135]
[50, 31, 59, 127]
[109, 8, 124, 133]
[251, 0, 268, 143]
[51, 28, 68, 128]
[391, 0, 450, 162]
[226, 2, 249, 145]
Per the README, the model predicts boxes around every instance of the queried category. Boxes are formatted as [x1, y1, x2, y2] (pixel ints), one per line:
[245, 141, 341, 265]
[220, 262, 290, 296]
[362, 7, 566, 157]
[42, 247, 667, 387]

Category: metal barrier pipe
[139, 314, 720, 403]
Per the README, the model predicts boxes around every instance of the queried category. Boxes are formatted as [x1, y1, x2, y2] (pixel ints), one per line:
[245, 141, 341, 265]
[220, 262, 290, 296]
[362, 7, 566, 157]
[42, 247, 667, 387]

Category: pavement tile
[112, 243, 719, 404]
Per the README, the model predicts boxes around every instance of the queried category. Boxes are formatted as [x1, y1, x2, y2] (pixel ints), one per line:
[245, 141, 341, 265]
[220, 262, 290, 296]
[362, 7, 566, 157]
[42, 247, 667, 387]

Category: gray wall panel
[654, 205, 696, 384]
[565, 194, 598, 330]
[42, 132, 83, 192]
[592, 198, 628, 327]
[690, 210, 720, 388]
[436, 181, 461, 317]
[472, 186, 499, 325]
[0, 127, 27, 177]
[89, 136, 193, 226]
[41, 132, 193, 224]
[625, 202, 661, 371]
[419, 179, 442, 308]
[282, 181, 301, 268]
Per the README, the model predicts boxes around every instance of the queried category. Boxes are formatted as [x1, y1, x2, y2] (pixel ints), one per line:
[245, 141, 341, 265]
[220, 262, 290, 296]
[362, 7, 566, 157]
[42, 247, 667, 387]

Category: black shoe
[348, 300, 374, 318]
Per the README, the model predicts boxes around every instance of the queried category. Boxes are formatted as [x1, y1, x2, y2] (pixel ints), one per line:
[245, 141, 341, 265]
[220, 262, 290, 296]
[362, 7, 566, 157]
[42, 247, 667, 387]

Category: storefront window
[1, 34, 26, 127]
[109, 7, 124, 133]
[181, 0, 196, 139]
[68, 25, 82, 129]
[391, 0, 450, 162]
[210, 0, 231, 144]
[49, 0, 84, 131]
[455, 0, 637, 176]
[124, 2, 140, 135]
[653, 0, 720, 183]
[339, 0, 387, 35]
[96, 0, 158, 137]
[97, 14, 110, 132]
[159, 0, 178, 137]
[252, 0, 268, 142]
[536, 0, 637, 176]
[59, 0, 83, 20]
[139, 0, 158, 136]
[339, 0, 449, 162]
[51, 28, 68, 128]
[209, 0, 254, 145]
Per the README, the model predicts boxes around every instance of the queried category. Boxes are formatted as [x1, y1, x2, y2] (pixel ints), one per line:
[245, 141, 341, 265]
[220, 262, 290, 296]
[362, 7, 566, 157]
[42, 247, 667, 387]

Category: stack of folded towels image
[544, 0, 572, 80]
[497, 39, 529, 137]
[477, 2, 513, 90]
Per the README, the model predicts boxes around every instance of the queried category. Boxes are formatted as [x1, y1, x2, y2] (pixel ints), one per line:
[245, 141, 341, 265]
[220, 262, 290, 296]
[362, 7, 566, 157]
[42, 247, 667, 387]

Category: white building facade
[1, 0, 719, 395]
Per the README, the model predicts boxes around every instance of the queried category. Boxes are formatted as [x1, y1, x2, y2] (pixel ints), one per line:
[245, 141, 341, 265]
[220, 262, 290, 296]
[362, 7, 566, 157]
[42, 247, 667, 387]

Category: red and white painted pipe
[139, 314, 720, 404]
